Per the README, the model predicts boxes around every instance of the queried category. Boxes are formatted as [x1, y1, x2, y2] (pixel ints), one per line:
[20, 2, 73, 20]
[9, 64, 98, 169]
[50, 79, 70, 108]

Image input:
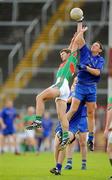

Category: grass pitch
[0, 152, 111, 180]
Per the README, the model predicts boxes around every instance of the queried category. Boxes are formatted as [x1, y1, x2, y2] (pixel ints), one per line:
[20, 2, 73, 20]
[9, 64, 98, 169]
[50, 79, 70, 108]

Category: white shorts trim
[51, 78, 70, 102]
[25, 129, 35, 138]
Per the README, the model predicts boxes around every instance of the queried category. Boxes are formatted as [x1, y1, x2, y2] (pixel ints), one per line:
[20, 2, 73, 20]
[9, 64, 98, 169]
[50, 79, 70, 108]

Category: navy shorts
[55, 117, 88, 135]
[3, 128, 16, 136]
[72, 83, 97, 102]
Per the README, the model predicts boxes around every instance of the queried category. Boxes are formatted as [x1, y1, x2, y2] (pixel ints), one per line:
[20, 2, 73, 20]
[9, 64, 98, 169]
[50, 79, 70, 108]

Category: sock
[35, 115, 42, 122]
[82, 159, 86, 166]
[62, 131, 69, 140]
[109, 159, 112, 166]
[67, 158, 72, 166]
[88, 132, 94, 141]
[56, 163, 62, 171]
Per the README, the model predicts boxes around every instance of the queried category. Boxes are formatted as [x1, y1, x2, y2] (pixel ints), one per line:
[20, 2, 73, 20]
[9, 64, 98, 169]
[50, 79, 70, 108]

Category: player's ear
[99, 49, 102, 53]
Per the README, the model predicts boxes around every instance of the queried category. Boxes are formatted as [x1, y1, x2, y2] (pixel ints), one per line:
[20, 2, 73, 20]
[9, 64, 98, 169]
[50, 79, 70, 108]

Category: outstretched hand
[80, 26, 88, 33]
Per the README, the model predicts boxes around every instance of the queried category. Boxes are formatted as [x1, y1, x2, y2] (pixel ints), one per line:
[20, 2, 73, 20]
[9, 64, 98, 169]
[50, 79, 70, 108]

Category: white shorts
[108, 131, 112, 144]
[16, 132, 26, 143]
[25, 129, 35, 138]
[51, 78, 70, 102]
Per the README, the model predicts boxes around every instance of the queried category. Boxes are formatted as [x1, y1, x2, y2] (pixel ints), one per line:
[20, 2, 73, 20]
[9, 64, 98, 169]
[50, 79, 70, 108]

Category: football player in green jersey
[26, 22, 82, 149]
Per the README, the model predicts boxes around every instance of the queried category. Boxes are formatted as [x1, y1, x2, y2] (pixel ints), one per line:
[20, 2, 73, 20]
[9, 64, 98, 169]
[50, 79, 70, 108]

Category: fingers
[81, 26, 88, 32]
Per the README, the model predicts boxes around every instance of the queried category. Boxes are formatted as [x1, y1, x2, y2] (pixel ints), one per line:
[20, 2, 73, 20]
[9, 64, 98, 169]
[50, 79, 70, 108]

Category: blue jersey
[78, 44, 105, 84]
[55, 102, 88, 134]
[42, 118, 53, 137]
[0, 107, 16, 128]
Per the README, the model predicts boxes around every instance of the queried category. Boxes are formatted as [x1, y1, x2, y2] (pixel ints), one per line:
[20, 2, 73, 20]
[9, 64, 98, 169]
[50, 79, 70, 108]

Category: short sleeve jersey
[0, 107, 16, 127]
[77, 44, 105, 84]
[56, 51, 78, 81]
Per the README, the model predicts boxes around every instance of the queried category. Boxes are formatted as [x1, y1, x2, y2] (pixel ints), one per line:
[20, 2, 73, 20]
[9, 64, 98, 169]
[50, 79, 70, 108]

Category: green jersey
[24, 115, 35, 125]
[108, 97, 112, 110]
[56, 51, 78, 82]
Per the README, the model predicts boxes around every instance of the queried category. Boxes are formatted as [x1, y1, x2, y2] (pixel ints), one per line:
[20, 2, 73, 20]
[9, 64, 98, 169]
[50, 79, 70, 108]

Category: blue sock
[82, 159, 86, 166]
[67, 158, 72, 166]
[88, 132, 94, 141]
[56, 163, 62, 171]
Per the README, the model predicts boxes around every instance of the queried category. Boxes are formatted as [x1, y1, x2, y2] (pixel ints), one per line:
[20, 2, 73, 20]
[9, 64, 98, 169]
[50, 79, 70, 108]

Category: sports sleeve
[80, 44, 90, 55]
[79, 44, 91, 64]
[61, 52, 77, 76]
[96, 57, 105, 71]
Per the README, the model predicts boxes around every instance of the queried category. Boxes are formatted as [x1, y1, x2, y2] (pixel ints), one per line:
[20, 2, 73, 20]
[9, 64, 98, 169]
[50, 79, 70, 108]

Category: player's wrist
[77, 16, 84, 22]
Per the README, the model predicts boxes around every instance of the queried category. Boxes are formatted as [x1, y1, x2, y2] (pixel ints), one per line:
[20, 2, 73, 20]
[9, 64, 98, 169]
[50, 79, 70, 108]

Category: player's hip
[51, 77, 70, 102]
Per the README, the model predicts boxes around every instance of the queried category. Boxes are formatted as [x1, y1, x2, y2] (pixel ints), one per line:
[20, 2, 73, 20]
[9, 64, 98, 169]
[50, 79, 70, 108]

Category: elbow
[95, 71, 100, 76]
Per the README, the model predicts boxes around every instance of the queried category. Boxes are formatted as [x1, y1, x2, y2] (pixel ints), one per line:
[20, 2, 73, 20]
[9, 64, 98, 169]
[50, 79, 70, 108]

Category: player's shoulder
[80, 44, 90, 52]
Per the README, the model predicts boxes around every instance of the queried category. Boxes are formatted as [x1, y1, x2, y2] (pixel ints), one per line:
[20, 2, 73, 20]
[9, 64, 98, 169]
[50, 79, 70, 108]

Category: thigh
[38, 87, 60, 101]
[70, 97, 81, 111]
[86, 93, 96, 102]
[74, 84, 86, 101]
[56, 99, 67, 115]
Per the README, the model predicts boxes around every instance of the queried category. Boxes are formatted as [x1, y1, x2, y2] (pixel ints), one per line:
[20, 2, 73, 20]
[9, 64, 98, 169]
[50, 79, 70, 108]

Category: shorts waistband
[78, 81, 96, 86]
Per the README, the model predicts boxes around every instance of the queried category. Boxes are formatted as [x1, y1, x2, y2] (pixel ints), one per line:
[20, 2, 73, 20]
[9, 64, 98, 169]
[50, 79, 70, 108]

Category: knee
[87, 109, 94, 116]
[36, 94, 42, 102]
[69, 107, 78, 115]
[80, 140, 86, 148]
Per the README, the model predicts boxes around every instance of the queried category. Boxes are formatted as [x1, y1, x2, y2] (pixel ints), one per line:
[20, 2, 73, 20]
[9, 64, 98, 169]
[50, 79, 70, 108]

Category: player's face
[6, 100, 13, 108]
[91, 42, 102, 54]
[27, 107, 35, 115]
[60, 51, 70, 62]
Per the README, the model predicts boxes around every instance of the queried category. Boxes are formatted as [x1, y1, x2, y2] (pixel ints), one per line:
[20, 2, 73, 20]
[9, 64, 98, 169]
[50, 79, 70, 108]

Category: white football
[70, 8, 83, 21]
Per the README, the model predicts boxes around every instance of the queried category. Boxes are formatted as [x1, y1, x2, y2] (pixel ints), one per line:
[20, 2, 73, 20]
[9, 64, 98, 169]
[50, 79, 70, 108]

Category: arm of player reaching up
[69, 22, 83, 52]
[74, 26, 88, 49]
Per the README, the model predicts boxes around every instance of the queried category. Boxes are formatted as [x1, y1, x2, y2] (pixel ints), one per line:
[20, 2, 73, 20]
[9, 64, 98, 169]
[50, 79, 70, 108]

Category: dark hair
[95, 41, 103, 51]
[60, 48, 71, 54]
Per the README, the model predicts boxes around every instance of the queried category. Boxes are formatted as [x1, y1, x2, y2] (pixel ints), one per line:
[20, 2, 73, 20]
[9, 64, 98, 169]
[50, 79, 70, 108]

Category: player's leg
[79, 132, 87, 170]
[56, 99, 69, 149]
[86, 101, 96, 151]
[26, 87, 60, 129]
[10, 134, 20, 154]
[66, 97, 81, 121]
[50, 133, 62, 175]
[54, 132, 74, 175]
[43, 137, 51, 151]
[64, 140, 75, 170]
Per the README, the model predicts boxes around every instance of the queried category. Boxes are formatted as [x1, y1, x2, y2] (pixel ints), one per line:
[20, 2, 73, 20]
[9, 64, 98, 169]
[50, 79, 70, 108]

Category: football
[70, 7, 83, 21]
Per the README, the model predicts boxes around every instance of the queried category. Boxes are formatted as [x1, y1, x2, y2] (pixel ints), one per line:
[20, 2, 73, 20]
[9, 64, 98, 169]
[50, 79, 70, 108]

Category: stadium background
[0, 0, 111, 154]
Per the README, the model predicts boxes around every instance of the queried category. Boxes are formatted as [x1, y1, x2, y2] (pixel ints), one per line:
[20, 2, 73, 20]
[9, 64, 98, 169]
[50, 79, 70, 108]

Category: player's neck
[92, 52, 99, 56]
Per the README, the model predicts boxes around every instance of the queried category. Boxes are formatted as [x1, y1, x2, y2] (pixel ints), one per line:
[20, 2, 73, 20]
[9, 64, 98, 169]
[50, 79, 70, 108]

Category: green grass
[0, 152, 111, 180]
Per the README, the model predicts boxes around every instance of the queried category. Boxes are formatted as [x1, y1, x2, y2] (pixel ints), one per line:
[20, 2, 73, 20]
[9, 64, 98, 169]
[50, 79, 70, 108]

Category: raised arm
[74, 26, 88, 49]
[68, 22, 83, 52]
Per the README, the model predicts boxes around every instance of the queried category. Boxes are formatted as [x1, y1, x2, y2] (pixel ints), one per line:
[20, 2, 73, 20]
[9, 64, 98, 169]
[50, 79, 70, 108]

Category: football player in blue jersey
[66, 26, 105, 151]
[50, 79, 88, 175]
[0, 99, 19, 154]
